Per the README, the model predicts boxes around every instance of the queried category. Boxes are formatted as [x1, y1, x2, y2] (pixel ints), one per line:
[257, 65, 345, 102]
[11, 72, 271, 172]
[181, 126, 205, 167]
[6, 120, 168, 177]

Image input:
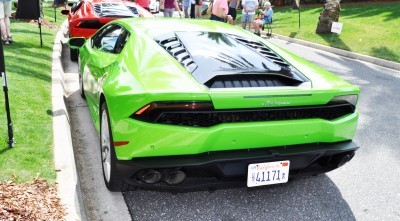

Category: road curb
[268, 34, 400, 71]
[52, 21, 88, 221]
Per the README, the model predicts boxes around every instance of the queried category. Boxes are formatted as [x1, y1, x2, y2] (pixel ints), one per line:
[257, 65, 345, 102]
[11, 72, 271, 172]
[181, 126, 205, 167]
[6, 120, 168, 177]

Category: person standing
[241, 0, 258, 30]
[136, 0, 151, 11]
[160, 0, 182, 17]
[253, 1, 273, 35]
[210, 0, 232, 23]
[0, 0, 12, 45]
[194, 0, 202, 18]
[227, 0, 238, 25]
[183, 0, 190, 18]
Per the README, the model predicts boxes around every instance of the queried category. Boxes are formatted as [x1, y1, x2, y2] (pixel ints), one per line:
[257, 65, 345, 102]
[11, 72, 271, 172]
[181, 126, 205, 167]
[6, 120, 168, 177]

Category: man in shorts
[0, 0, 12, 45]
[241, 0, 257, 29]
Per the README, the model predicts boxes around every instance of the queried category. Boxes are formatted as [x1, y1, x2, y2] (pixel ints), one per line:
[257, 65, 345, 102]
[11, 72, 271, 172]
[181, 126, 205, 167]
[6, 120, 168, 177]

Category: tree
[316, 0, 340, 34]
[15, 0, 43, 19]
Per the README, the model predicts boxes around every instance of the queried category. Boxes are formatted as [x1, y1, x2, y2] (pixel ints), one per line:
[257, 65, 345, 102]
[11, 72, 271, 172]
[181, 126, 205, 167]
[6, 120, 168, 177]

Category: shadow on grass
[0, 147, 12, 154]
[370, 46, 400, 63]
[341, 2, 400, 22]
[317, 33, 351, 51]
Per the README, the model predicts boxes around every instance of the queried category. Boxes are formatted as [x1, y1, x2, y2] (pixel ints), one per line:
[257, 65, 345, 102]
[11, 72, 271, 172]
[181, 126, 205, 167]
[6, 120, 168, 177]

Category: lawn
[270, 2, 399, 62]
[0, 5, 67, 183]
[235, 2, 400, 62]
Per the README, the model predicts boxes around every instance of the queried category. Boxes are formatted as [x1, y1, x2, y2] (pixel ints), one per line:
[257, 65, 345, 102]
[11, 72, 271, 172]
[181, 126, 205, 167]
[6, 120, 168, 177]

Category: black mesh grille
[147, 103, 355, 127]
[158, 36, 197, 73]
[205, 74, 303, 88]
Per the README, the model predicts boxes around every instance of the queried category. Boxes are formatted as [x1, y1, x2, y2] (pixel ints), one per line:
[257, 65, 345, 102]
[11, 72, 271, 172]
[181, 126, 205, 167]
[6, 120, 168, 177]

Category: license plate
[247, 160, 290, 187]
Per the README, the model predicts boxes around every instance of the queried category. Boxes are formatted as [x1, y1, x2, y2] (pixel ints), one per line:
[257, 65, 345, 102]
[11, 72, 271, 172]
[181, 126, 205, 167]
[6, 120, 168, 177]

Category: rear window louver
[157, 37, 197, 73]
[230, 35, 290, 69]
[93, 4, 102, 14]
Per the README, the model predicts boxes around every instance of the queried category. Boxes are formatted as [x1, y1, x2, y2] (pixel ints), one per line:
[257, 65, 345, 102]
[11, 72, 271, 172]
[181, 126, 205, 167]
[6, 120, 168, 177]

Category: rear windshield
[93, 3, 140, 17]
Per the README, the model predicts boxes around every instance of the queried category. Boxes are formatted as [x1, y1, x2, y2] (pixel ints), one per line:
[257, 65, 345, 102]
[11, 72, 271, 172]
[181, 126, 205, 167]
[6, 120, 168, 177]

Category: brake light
[132, 101, 214, 123]
[76, 20, 102, 29]
[114, 141, 129, 146]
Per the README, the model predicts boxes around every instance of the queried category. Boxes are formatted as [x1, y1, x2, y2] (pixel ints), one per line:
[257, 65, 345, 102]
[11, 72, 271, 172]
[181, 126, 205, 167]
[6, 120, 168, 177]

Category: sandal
[2, 39, 9, 45]
[7, 36, 12, 43]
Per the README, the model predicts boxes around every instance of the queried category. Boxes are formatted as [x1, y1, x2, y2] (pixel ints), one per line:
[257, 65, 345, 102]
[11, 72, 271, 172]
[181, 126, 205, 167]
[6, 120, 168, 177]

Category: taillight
[76, 20, 102, 29]
[132, 101, 214, 123]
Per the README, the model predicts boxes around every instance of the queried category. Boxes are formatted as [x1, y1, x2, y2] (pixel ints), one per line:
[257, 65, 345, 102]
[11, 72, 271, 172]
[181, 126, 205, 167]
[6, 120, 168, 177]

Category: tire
[70, 48, 78, 62]
[100, 102, 128, 191]
[78, 57, 85, 99]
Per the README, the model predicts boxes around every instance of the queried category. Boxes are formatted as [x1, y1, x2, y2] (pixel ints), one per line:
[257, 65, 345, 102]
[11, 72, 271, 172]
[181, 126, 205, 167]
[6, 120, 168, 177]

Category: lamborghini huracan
[69, 18, 360, 192]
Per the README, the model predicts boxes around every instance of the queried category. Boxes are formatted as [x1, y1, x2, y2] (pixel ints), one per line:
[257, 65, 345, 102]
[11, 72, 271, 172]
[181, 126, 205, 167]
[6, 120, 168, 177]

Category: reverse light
[330, 94, 358, 106]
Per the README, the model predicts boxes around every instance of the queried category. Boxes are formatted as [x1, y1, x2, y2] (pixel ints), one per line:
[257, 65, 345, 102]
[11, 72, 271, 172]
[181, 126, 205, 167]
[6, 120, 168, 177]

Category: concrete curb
[268, 34, 400, 71]
[52, 21, 87, 221]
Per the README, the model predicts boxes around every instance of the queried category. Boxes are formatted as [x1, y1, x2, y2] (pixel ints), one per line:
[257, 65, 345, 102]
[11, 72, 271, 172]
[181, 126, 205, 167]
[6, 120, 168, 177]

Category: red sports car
[62, 0, 154, 61]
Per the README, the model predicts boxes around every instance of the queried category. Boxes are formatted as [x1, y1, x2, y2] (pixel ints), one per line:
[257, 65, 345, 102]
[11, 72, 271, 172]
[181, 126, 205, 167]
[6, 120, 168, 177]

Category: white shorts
[0, 1, 12, 19]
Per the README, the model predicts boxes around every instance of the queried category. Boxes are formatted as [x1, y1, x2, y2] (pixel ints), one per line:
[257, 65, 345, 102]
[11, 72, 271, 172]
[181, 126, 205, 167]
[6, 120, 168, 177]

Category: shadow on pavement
[124, 175, 355, 220]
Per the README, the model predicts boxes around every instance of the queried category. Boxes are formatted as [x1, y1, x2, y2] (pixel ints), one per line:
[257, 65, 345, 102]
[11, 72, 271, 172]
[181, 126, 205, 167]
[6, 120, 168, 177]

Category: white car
[149, 0, 160, 13]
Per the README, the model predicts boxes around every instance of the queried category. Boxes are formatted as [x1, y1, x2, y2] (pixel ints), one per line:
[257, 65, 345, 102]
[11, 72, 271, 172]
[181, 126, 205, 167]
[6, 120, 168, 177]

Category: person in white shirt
[241, 0, 258, 29]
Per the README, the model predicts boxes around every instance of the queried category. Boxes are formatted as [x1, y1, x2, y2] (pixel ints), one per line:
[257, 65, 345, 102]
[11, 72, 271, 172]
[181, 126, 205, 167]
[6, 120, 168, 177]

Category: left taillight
[131, 101, 214, 123]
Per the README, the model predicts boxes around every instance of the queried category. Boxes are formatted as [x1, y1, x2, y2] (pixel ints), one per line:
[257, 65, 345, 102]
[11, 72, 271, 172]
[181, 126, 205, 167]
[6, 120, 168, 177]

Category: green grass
[267, 2, 400, 62]
[0, 5, 67, 183]
[232, 2, 399, 62]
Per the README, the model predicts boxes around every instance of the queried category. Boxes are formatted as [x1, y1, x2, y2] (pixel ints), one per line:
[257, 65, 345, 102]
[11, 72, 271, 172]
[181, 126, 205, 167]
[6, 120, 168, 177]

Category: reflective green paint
[76, 18, 360, 160]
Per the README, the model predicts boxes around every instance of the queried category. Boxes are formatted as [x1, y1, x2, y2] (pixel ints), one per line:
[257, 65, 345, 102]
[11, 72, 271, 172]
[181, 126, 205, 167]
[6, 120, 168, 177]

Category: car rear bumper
[116, 140, 359, 190]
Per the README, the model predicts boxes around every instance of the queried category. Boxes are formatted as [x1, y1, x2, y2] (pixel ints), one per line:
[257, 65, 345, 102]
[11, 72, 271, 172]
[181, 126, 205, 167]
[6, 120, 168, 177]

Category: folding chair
[262, 18, 272, 37]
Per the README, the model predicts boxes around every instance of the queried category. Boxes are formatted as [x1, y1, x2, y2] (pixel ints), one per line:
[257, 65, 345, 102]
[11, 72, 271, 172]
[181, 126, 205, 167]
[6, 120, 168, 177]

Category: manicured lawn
[268, 2, 400, 62]
[233, 2, 399, 62]
[0, 6, 67, 183]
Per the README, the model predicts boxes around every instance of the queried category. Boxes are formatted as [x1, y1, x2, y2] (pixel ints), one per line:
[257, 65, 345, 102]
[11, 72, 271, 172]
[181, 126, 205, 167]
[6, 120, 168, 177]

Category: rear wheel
[78, 57, 85, 98]
[100, 102, 128, 191]
[70, 48, 78, 61]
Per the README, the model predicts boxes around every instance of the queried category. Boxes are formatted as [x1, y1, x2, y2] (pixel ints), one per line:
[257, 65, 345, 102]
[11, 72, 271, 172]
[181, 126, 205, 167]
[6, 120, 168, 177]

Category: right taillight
[76, 20, 102, 29]
[329, 94, 358, 106]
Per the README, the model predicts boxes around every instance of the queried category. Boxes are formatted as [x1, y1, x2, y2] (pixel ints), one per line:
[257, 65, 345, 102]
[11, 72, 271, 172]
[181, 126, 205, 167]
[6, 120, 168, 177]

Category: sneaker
[254, 31, 260, 36]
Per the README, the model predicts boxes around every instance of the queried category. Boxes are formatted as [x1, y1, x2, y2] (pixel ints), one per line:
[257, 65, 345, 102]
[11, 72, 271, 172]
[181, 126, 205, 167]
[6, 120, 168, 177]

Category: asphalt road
[62, 33, 400, 220]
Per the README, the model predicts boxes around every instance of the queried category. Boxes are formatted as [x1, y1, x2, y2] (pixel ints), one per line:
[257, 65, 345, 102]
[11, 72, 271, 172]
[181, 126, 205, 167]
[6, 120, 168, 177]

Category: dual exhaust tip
[138, 169, 186, 185]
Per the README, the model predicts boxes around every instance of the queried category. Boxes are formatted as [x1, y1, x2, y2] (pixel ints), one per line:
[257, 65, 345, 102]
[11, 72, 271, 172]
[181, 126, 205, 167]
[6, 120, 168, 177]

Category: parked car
[149, 0, 160, 13]
[68, 18, 360, 192]
[62, 0, 153, 61]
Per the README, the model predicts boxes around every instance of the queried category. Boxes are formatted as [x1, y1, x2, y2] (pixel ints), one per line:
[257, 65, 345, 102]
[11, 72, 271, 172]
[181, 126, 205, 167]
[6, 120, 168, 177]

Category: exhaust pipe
[332, 152, 355, 168]
[138, 169, 162, 184]
[163, 169, 186, 185]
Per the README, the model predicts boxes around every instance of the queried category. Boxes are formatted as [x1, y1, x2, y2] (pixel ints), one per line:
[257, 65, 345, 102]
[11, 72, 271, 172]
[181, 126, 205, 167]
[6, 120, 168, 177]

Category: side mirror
[68, 37, 86, 49]
[61, 9, 70, 15]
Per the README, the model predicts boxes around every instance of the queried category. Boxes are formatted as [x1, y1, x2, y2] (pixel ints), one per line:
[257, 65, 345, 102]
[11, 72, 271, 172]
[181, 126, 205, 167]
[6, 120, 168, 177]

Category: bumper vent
[134, 102, 355, 127]
[205, 73, 304, 88]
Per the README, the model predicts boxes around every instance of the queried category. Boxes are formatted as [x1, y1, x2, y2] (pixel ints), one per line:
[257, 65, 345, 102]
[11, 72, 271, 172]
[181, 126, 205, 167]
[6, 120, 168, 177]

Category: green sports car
[69, 18, 360, 192]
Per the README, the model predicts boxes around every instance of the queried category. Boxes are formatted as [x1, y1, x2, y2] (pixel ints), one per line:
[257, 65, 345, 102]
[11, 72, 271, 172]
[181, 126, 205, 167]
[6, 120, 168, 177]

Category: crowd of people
[152, 0, 273, 36]
[0, 0, 273, 45]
